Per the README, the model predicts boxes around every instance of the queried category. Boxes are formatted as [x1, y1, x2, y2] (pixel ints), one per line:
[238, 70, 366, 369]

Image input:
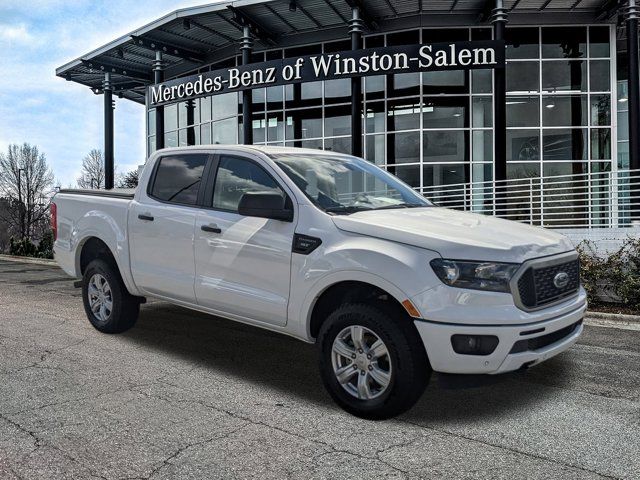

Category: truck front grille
[515, 257, 580, 309]
[510, 320, 582, 353]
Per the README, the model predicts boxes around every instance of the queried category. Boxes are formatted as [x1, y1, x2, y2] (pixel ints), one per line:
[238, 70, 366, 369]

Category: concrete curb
[0, 254, 57, 266]
[585, 310, 640, 323]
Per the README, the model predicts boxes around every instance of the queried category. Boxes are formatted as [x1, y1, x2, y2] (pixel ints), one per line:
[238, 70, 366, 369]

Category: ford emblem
[553, 272, 570, 289]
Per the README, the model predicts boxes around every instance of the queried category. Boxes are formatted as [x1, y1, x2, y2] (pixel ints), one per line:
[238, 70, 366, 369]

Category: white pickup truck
[53, 145, 586, 419]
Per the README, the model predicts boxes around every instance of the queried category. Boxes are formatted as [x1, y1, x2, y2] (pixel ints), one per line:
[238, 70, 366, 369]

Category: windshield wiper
[370, 203, 427, 211]
[324, 205, 372, 215]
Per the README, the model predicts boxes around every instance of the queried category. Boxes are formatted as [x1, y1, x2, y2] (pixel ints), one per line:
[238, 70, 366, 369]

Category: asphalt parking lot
[0, 258, 639, 479]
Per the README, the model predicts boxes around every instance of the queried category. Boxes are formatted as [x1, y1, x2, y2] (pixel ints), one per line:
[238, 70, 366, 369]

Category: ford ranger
[52, 145, 586, 419]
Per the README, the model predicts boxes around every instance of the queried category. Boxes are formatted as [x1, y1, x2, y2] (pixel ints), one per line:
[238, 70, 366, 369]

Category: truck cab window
[212, 156, 284, 212]
[150, 154, 208, 205]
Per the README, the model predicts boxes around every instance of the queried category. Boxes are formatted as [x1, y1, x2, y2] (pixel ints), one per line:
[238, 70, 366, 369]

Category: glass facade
[147, 24, 615, 190]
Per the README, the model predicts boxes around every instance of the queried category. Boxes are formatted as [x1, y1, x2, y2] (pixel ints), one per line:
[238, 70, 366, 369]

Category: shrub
[9, 236, 38, 257]
[576, 237, 640, 309]
[36, 231, 54, 259]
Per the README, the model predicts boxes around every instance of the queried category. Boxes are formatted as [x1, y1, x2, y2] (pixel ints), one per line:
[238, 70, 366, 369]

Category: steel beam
[344, 1, 378, 30]
[350, 7, 363, 157]
[103, 73, 114, 190]
[241, 26, 254, 145]
[81, 59, 151, 81]
[627, 0, 640, 172]
[492, 0, 508, 193]
[130, 35, 205, 63]
[153, 51, 165, 151]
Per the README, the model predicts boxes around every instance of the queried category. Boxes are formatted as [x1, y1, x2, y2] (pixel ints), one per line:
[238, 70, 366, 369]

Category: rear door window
[150, 154, 208, 205]
[212, 156, 284, 212]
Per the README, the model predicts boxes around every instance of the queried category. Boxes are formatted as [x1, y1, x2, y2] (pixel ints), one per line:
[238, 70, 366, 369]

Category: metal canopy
[56, 0, 620, 104]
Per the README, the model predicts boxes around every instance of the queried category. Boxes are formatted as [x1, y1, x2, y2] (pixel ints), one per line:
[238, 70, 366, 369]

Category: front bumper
[413, 302, 586, 374]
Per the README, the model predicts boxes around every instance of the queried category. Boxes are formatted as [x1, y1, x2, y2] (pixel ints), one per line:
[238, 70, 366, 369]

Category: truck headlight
[430, 259, 520, 293]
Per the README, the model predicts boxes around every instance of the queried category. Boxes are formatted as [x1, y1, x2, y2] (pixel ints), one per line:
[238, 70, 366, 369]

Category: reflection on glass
[201, 96, 212, 122]
[506, 62, 539, 93]
[472, 97, 492, 128]
[423, 98, 467, 129]
[388, 165, 420, 188]
[212, 93, 237, 121]
[542, 60, 586, 92]
[541, 26, 586, 58]
[507, 163, 540, 180]
[388, 132, 420, 164]
[422, 70, 468, 94]
[423, 164, 467, 187]
[200, 123, 211, 144]
[423, 131, 468, 162]
[505, 27, 539, 59]
[472, 69, 492, 94]
[324, 105, 351, 137]
[472, 131, 493, 162]
[365, 101, 385, 133]
[325, 79, 351, 104]
[212, 117, 237, 144]
[390, 73, 420, 98]
[164, 104, 178, 132]
[507, 96, 540, 127]
[591, 95, 611, 126]
[543, 129, 587, 161]
[589, 26, 610, 58]
[165, 130, 178, 147]
[542, 95, 587, 126]
[267, 112, 284, 142]
[590, 61, 610, 92]
[366, 135, 385, 165]
[591, 129, 611, 160]
[325, 137, 351, 154]
[286, 109, 323, 139]
[507, 130, 540, 161]
[148, 109, 156, 136]
[388, 100, 421, 131]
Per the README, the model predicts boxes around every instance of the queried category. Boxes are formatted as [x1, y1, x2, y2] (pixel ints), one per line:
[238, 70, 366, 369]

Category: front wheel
[318, 303, 431, 419]
[82, 259, 139, 333]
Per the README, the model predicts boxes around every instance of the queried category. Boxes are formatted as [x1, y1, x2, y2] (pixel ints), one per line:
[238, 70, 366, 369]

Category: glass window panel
[506, 61, 539, 93]
[388, 99, 421, 131]
[365, 101, 385, 133]
[507, 96, 540, 127]
[364, 34, 384, 48]
[472, 69, 492, 94]
[252, 88, 265, 111]
[178, 129, 187, 146]
[472, 163, 492, 184]
[542, 26, 586, 58]
[164, 104, 178, 132]
[286, 108, 323, 139]
[389, 72, 420, 98]
[423, 97, 468, 129]
[591, 94, 611, 126]
[507, 130, 540, 161]
[201, 96, 212, 122]
[542, 129, 587, 160]
[422, 70, 468, 94]
[423, 131, 468, 162]
[423, 28, 468, 43]
[212, 117, 237, 144]
[266, 49, 282, 61]
[423, 164, 468, 187]
[590, 60, 610, 92]
[151, 154, 208, 205]
[543, 162, 588, 177]
[471, 28, 492, 41]
[618, 111, 629, 141]
[200, 122, 211, 144]
[589, 26, 610, 58]
[542, 60, 587, 92]
[366, 135, 385, 165]
[542, 95, 588, 126]
[365, 75, 385, 100]
[324, 105, 351, 137]
[388, 30, 420, 45]
[148, 109, 156, 136]
[324, 78, 351, 104]
[212, 93, 236, 121]
[148, 135, 156, 155]
[193, 98, 200, 125]
[388, 132, 420, 164]
[325, 137, 352, 154]
[472, 131, 493, 162]
[591, 128, 611, 160]
[178, 102, 188, 127]
[251, 115, 266, 143]
[301, 81, 322, 104]
[507, 163, 540, 180]
[505, 27, 539, 59]
[472, 97, 492, 128]
[266, 86, 283, 110]
[165, 130, 178, 147]
[212, 156, 283, 212]
[618, 141, 629, 169]
[388, 165, 420, 189]
[267, 112, 284, 142]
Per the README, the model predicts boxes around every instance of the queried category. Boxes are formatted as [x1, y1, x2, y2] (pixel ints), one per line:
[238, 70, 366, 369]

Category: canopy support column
[627, 0, 640, 171]
[153, 51, 165, 151]
[186, 100, 196, 145]
[350, 7, 364, 157]
[241, 26, 253, 145]
[103, 72, 114, 190]
[492, 0, 508, 216]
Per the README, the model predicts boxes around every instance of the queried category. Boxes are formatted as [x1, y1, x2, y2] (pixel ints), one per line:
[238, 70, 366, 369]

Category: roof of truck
[152, 145, 354, 159]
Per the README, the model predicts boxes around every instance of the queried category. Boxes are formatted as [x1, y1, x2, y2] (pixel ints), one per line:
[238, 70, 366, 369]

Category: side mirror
[238, 191, 293, 222]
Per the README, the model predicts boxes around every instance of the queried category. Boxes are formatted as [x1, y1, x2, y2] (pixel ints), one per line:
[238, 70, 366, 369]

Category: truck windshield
[272, 153, 432, 214]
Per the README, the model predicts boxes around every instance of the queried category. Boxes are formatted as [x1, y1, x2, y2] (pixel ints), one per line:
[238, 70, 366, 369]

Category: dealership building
[56, 0, 640, 229]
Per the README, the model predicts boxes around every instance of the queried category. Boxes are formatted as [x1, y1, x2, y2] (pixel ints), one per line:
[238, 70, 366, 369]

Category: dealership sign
[149, 40, 505, 107]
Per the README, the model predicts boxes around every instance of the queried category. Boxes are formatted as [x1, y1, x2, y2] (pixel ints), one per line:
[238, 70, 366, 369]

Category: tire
[82, 258, 139, 334]
[318, 302, 431, 420]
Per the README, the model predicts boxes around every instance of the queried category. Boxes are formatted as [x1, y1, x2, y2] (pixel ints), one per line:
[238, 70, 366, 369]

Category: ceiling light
[619, 97, 628, 103]
[545, 103, 555, 109]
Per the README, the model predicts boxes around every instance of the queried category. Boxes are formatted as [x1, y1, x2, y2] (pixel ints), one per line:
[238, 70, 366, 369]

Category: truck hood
[331, 207, 574, 263]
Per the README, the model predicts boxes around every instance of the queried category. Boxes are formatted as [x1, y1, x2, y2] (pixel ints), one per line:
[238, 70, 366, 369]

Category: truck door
[129, 152, 211, 303]
[193, 154, 295, 326]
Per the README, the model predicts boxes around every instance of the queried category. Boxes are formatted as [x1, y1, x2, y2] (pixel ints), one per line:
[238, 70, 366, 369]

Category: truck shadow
[123, 301, 571, 422]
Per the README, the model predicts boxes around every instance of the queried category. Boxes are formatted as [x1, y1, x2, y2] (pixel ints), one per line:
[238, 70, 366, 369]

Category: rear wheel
[82, 259, 139, 333]
[318, 303, 431, 419]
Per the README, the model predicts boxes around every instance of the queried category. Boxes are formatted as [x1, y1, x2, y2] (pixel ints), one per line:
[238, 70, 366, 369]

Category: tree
[117, 168, 139, 189]
[77, 149, 106, 189]
[0, 143, 55, 240]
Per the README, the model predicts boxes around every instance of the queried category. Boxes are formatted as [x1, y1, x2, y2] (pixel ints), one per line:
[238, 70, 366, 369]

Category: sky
[0, 0, 212, 187]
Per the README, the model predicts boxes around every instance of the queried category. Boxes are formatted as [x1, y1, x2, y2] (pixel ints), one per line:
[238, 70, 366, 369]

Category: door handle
[138, 214, 154, 221]
[201, 224, 222, 234]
